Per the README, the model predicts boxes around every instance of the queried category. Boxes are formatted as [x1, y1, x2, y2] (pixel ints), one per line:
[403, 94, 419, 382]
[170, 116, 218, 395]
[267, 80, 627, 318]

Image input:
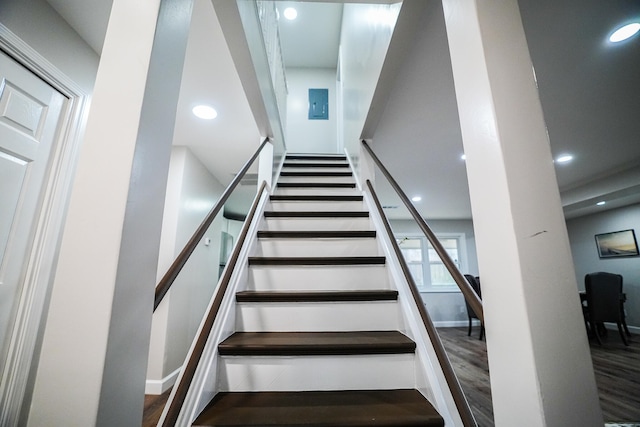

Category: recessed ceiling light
[460, 154, 466, 161]
[609, 23, 640, 43]
[596, 201, 606, 206]
[412, 196, 422, 202]
[555, 154, 573, 164]
[192, 105, 217, 120]
[283, 7, 297, 20]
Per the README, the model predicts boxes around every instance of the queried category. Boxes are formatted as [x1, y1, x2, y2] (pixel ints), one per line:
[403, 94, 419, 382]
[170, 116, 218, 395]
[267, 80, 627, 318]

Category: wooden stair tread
[280, 171, 352, 177]
[270, 195, 363, 201]
[248, 256, 385, 266]
[283, 162, 350, 168]
[257, 230, 376, 238]
[277, 182, 356, 188]
[218, 331, 416, 356]
[193, 389, 443, 426]
[236, 290, 398, 302]
[264, 211, 368, 218]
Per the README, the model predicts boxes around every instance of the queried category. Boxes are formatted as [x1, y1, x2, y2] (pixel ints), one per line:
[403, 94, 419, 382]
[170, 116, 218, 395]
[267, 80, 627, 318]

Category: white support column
[28, 0, 193, 425]
[442, 1, 602, 426]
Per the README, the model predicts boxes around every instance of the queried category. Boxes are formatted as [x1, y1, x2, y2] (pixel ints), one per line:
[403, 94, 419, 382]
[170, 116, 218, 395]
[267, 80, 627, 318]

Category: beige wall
[0, 0, 99, 94]
[148, 147, 225, 391]
[567, 203, 640, 328]
[0, 1, 99, 423]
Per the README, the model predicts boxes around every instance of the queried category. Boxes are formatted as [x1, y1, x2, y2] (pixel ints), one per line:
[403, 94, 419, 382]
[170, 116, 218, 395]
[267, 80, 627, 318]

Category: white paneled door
[0, 50, 66, 369]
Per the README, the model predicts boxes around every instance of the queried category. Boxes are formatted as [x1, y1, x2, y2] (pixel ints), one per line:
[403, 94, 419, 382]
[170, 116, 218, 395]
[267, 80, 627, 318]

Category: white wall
[148, 147, 225, 391]
[567, 203, 640, 327]
[286, 67, 338, 153]
[391, 219, 479, 324]
[0, 0, 99, 94]
[339, 3, 400, 156]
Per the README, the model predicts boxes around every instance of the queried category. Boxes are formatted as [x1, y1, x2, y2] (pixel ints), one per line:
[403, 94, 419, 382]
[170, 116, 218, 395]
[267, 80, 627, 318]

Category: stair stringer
[363, 191, 465, 427]
[158, 189, 271, 427]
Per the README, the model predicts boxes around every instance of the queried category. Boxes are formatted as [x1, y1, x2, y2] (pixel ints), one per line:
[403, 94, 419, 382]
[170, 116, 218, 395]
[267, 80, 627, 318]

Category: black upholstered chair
[463, 274, 484, 340]
[584, 272, 629, 346]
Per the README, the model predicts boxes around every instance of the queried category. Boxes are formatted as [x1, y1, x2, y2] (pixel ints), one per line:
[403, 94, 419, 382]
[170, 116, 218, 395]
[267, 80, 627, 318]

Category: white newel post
[441, 1, 602, 426]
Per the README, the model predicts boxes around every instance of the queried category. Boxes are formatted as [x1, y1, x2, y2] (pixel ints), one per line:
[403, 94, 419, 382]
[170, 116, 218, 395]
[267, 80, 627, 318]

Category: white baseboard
[434, 320, 478, 328]
[145, 367, 181, 395]
[603, 322, 640, 334]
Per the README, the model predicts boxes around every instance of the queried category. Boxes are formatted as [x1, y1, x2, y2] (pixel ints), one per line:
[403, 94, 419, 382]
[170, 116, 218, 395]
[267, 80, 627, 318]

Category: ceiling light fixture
[192, 105, 217, 120]
[460, 154, 466, 161]
[555, 154, 573, 164]
[283, 7, 297, 20]
[596, 201, 606, 206]
[609, 22, 640, 43]
[412, 196, 422, 202]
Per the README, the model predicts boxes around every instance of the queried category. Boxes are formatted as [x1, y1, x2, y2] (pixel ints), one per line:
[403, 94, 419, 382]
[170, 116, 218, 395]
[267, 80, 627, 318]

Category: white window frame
[397, 233, 468, 293]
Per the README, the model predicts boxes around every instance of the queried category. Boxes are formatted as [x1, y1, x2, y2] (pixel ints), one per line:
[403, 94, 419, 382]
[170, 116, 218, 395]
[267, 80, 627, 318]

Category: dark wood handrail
[361, 140, 483, 322]
[154, 137, 270, 311]
[366, 180, 477, 427]
[160, 180, 268, 426]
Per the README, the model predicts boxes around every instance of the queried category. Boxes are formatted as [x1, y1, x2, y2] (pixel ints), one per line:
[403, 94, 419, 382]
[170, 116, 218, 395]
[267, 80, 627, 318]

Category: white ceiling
[45, 0, 640, 220]
[45, 0, 261, 190]
[519, 0, 640, 191]
[275, 2, 343, 68]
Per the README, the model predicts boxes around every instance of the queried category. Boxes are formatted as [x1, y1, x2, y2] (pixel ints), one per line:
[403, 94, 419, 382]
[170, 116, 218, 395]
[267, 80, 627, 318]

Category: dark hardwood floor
[438, 326, 640, 426]
[143, 388, 171, 427]
[142, 327, 639, 427]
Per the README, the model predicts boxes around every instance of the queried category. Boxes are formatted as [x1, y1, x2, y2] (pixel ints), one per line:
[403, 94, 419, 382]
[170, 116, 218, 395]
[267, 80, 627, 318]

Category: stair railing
[154, 137, 270, 311]
[159, 179, 269, 426]
[361, 140, 483, 321]
[361, 139, 482, 427]
[366, 180, 477, 427]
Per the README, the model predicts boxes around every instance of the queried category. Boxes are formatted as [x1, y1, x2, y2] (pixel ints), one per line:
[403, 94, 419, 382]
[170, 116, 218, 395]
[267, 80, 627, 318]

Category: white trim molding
[603, 322, 640, 335]
[0, 23, 90, 426]
[434, 320, 477, 328]
[145, 367, 182, 395]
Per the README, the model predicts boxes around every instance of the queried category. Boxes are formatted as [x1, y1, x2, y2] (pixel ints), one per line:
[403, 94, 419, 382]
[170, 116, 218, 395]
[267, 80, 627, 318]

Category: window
[397, 234, 467, 292]
[397, 237, 425, 288]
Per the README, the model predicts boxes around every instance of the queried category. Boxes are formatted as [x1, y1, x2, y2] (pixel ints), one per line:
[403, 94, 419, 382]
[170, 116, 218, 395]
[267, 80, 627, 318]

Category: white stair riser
[268, 201, 365, 211]
[262, 217, 371, 231]
[274, 188, 360, 196]
[247, 265, 390, 291]
[236, 301, 401, 331]
[278, 176, 354, 184]
[255, 238, 379, 257]
[218, 354, 415, 391]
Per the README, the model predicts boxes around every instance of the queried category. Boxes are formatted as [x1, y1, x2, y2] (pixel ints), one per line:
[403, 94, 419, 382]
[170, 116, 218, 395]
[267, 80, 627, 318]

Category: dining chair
[464, 274, 484, 340]
[584, 272, 628, 346]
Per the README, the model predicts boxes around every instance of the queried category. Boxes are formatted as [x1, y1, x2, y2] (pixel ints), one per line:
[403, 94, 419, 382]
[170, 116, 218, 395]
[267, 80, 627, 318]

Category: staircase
[190, 154, 444, 426]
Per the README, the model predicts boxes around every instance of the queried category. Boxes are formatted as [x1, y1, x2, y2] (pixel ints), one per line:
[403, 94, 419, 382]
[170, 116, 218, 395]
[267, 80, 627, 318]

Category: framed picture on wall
[594, 229, 639, 258]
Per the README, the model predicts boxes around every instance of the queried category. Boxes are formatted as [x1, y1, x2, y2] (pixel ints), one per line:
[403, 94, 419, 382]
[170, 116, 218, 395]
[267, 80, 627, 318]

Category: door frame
[0, 24, 90, 424]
